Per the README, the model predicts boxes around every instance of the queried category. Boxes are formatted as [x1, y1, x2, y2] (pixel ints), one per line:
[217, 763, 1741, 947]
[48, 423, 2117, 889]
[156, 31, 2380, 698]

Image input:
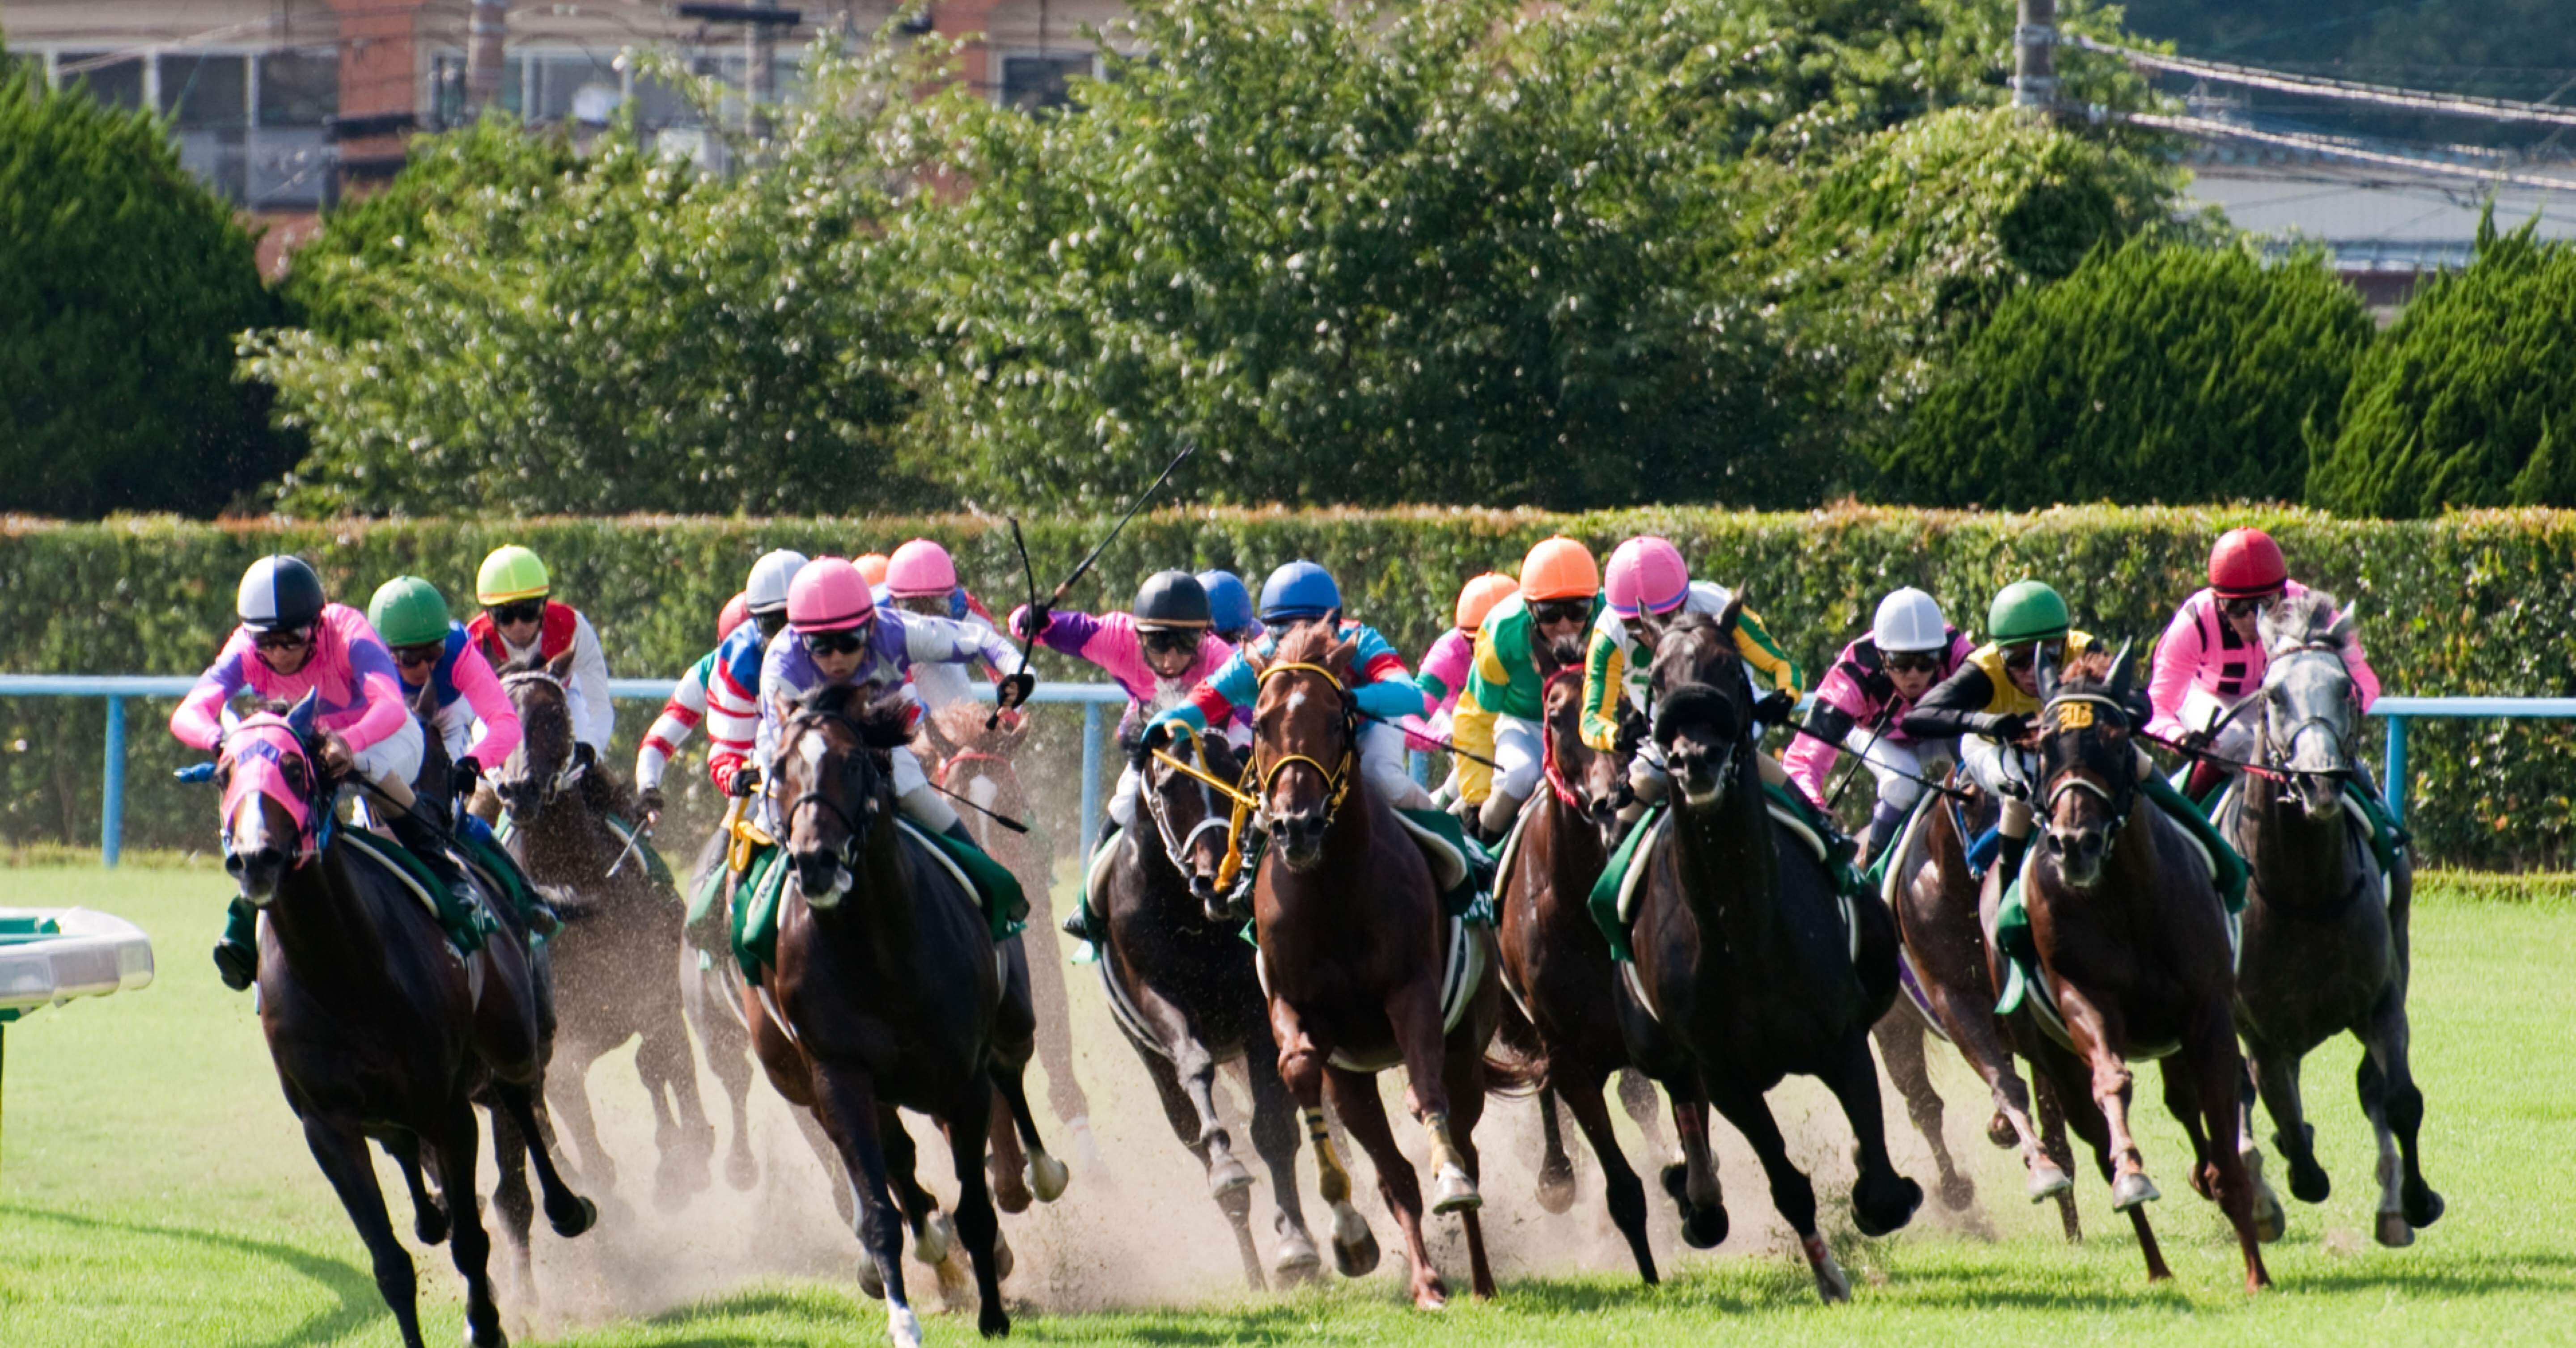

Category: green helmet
[1987, 580, 2069, 645]
[368, 575, 452, 648]
[476, 545, 551, 604]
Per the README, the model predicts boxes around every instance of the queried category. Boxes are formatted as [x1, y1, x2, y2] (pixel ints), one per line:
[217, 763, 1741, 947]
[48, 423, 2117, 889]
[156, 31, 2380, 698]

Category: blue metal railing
[2369, 697, 2576, 826]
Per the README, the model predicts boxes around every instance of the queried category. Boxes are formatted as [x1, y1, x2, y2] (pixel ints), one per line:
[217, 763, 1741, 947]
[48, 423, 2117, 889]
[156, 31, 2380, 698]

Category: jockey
[467, 545, 614, 768]
[1196, 569, 1262, 647]
[1408, 572, 1517, 767]
[1011, 566, 1239, 777]
[366, 575, 521, 795]
[173, 556, 458, 990]
[644, 550, 807, 826]
[2148, 528, 2382, 802]
[1576, 536, 1805, 812]
[750, 557, 1028, 842]
[1453, 539, 1603, 839]
[883, 538, 1005, 711]
[1784, 587, 1974, 866]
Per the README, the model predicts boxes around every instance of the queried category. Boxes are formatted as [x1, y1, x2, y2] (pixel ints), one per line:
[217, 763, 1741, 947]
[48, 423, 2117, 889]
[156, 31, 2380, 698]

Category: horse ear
[2107, 641, 2136, 699]
[2328, 602, 2360, 647]
[547, 649, 576, 682]
[1328, 631, 1360, 678]
[1720, 593, 1746, 633]
[286, 689, 319, 741]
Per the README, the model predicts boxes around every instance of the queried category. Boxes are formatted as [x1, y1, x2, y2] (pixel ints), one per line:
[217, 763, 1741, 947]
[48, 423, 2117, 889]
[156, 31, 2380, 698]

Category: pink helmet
[886, 539, 957, 599]
[1603, 537, 1691, 617]
[787, 557, 877, 633]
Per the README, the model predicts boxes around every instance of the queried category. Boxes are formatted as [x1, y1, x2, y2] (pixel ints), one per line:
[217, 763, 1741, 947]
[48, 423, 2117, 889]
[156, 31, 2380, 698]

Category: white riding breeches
[890, 743, 958, 834]
[1846, 728, 1952, 813]
[2178, 683, 2259, 764]
[1362, 720, 1431, 811]
[353, 714, 425, 790]
[1487, 713, 1543, 806]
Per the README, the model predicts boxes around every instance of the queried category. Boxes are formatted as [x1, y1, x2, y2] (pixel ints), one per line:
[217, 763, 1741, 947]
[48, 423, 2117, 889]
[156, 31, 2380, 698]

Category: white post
[2014, 0, 2057, 115]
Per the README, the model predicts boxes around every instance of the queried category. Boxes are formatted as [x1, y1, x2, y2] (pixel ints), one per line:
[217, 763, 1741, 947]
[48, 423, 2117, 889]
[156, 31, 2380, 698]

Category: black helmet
[1133, 570, 1212, 630]
[237, 555, 326, 633]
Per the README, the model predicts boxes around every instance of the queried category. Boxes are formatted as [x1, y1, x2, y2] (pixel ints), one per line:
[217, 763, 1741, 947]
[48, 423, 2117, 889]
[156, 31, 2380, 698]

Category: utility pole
[679, 4, 802, 142]
[465, 0, 509, 113]
[2014, 0, 2057, 117]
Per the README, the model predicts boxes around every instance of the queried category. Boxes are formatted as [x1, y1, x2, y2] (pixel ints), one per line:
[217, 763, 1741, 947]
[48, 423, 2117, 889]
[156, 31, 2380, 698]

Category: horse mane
[1270, 617, 1353, 675]
[2259, 588, 2343, 655]
[798, 680, 915, 751]
[1648, 610, 1744, 685]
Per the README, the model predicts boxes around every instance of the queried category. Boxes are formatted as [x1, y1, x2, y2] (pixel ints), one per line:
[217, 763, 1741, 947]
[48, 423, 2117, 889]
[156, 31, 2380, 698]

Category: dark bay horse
[749, 682, 1021, 1346]
[212, 702, 592, 1348]
[1242, 621, 1507, 1309]
[922, 701, 1097, 1171]
[2227, 592, 2441, 1247]
[1491, 667, 1657, 1283]
[2023, 651, 2269, 1291]
[492, 655, 716, 1210]
[1621, 609, 1920, 1302]
[1097, 725, 1324, 1288]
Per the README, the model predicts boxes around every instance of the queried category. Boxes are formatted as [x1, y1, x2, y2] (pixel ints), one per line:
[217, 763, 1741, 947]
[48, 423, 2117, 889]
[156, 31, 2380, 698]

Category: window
[1000, 53, 1093, 113]
[258, 52, 338, 127]
[58, 53, 144, 109]
[161, 54, 249, 127]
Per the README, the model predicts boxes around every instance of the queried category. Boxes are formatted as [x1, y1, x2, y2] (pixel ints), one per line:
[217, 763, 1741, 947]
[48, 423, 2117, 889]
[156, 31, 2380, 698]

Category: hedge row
[4, 507, 2572, 866]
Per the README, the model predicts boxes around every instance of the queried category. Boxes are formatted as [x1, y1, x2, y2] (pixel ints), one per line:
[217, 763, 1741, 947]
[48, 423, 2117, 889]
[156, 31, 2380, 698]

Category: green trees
[2308, 215, 2576, 518]
[0, 55, 292, 517]
[1878, 239, 2370, 507]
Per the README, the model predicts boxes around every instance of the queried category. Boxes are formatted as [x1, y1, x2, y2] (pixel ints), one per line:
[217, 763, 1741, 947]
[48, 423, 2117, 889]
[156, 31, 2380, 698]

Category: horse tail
[1482, 997, 1547, 1098]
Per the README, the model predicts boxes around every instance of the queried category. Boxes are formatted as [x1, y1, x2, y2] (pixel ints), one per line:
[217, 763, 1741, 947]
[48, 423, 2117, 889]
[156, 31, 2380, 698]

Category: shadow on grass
[4, 1203, 385, 1348]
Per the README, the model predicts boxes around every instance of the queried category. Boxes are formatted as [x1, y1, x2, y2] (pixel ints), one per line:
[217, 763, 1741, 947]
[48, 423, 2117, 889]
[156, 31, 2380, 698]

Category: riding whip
[992, 439, 1199, 729]
[1349, 706, 1508, 771]
[927, 778, 1032, 834]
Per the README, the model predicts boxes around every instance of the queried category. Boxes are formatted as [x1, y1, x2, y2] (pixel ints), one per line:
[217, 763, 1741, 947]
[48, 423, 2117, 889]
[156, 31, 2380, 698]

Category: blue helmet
[1196, 569, 1257, 636]
[1258, 560, 1341, 623]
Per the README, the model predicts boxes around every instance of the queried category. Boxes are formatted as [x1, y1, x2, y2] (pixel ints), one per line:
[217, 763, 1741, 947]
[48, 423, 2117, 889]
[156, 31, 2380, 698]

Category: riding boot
[1062, 814, 1122, 945]
[212, 899, 258, 991]
[385, 804, 496, 956]
[1997, 830, 2032, 896]
[1860, 800, 1909, 871]
[2184, 758, 2231, 809]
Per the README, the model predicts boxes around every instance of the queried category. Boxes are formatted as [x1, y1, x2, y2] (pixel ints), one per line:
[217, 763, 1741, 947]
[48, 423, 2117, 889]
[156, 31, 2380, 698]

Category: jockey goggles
[806, 628, 868, 656]
[252, 625, 314, 652]
[1885, 651, 1941, 675]
[1139, 628, 1201, 656]
[2002, 640, 2064, 672]
[391, 641, 444, 669]
[489, 598, 546, 626]
[2222, 592, 2281, 620]
[1530, 598, 1591, 628]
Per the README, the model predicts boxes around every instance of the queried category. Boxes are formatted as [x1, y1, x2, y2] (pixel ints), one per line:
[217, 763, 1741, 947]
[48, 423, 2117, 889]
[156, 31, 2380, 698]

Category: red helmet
[2209, 528, 2287, 599]
[717, 591, 750, 646]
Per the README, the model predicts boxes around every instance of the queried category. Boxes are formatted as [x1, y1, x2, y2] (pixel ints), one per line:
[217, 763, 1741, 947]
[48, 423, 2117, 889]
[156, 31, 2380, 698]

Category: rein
[498, 669, 585, 802]
[2038, 691, 2139, 838]
[1254, 661, 1357, 821]
[780, 709, 883, 864]
[1142, 732, 1241, 884]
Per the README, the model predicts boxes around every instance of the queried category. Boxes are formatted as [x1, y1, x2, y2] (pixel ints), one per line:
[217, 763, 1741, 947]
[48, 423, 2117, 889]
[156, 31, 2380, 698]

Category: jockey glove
[1753, 690, 1796, 727]
[1976, 712, 2034, 744]
[450, 758, 483, 801]
[1012, 605, 1053, 641]
[573, 741, 598, 772]
[638, 786, 665, 821]
[726, 765, 763, 798]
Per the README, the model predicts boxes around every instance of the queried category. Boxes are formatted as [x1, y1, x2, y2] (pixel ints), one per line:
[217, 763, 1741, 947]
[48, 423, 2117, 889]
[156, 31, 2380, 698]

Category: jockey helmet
[1259, 561, 1341, 622]
[237, 555, 326, 634]
[1871, 587, 1949, 655]
[854, 553, 892, 587]
[2209, 528, 2288, 599]
[1196, 569, 1258, 637]
[1134, 570, 1212, 630]
[1454, 572, 1518, 632]
[788, 558, 877, 634]
[744, 549, 810, 616]
[886, 539, 958, 599]
[1519, 537, 1600, 604]
[476, 545, 551, 605]
[1987, 580, 2070, 646]
[367, 575, 451, 648]
[718, 592, 751, 647]
[1603, 537, 1691, 617]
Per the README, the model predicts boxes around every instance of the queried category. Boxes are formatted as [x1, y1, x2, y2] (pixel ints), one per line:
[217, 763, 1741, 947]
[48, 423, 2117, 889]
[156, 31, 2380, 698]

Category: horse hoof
[2376, 1211, 2415, 1248]
[2244, 1153, 2286, 1242]
[916, 1211, 955, 1268]
[1986, 1111, 2018, 1149]
[2406, 1186, 2446, 1229]
[2288, 1165, 2330, 1205]
[859, 1256, 886, 1301]
[2111, 1171, 2161, 1212]
[1680, 1203, 1729, 1250]
[1660, 1162, 1691, 1203]
[979, 1301, 1011, 1339]
[1026, 1149, 1071, 1204]
[726, 1147, 760, 1192]
[993, 1229, 1016, 1282]
[1273, 1228, 1323, 1284]
[1802, 1235, 1852, 1305]
[1852, 1176, 1923, 1238]
[1938, 1172, 1976, 1212]
[1330, 1202, 1380, 1277]
[546, 1194, 598, 1239]
[415, 1207, 451, 1247]
[2027, 1162, 2073, 1203]
[1429, 1163, 1482, 1216]
[887, 1303, 924, 1348]
[465, 1310, 509, 1348]
[1208, 1155, 1254, 1203]
[1535, 1161, 1578, 1215]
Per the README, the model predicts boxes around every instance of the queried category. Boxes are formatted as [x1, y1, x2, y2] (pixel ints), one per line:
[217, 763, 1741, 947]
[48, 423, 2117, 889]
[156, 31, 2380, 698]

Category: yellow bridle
[1252, 660, 1357, 820]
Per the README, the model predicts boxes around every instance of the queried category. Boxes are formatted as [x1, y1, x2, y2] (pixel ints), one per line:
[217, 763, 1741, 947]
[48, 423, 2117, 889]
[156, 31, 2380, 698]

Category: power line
[2073, 35, 2576, 129]
[2123, 111, 2576, 193]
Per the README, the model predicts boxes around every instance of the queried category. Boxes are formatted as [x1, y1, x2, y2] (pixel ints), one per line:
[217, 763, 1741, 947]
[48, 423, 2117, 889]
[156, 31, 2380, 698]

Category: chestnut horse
[2226, 592, 2441, 1247]
[2021, 650, 2269, 1291]
[1621, 609, 1921, 1303]
[210, 701, 593, 1348]
[1240, 621, 1507, 1309]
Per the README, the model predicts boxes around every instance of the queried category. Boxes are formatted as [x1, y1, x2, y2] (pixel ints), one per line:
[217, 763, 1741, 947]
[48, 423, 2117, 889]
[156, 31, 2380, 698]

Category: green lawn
[3, 864, 2572, 1346]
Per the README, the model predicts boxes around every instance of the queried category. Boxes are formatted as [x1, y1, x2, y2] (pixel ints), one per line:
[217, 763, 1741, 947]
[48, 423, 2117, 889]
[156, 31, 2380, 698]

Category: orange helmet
[1517, 536, 1600, 603]
[1453, 573, 1518, 633]
[853, 553, 892, 587]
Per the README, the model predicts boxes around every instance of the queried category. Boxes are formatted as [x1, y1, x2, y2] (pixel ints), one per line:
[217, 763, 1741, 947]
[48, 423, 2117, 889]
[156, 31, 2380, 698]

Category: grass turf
[2, 864, 2571, 1345]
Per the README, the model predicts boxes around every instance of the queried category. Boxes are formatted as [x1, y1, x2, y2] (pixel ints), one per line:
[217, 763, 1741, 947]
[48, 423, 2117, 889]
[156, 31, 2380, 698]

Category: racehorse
[1097, 724, 1325, 1288]
[1621, 608, 1921, 1302]
[1879, 773, 2085, 1240]
[1491, 667, 1657, 1283]
[748, 681, 1026, 1346]
[1240, 621, 1508, 1309]
[2226, 591, 2442, 1247]
[492, 654, 716, 1210]
[212, 700, 593, 1348]
[2022, 649, 2270, 1291]
[921, 701, 1098, 1170]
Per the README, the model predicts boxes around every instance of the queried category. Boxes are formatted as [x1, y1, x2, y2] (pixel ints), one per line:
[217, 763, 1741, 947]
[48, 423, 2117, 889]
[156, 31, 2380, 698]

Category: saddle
[727, 816, 1025, 986]
[340, 827, 499, 962]
[1589, 783, 1865, 964]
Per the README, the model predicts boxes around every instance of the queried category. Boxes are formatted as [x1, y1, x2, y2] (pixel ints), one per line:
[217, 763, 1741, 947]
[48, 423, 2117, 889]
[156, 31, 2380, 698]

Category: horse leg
[2054, 986, 2156, 1210]
[1820, 1027, 1926, 1237]
[1561, 1065, 1658, 1285]
[483, 1103, 538, 1329]
[2237, 1044, 2296, 1242]
[1387, 976, 1477, 1218]
[876, 1109, 976, 1306]
[545, 1040, 616, 1192]
[428, 1098, 508, 1348]
[2185, 1029, 2271, 1292]
[1438, 1031, 1496, 1301]
[1532, 1085, 1579, 1214]
[638, 1000, 716, 1208]
[1874, 1006, 1972, 1211]
[1704, 1073, 1844, 1304]
[1662, 1092, 1729, 1249]
[493, 1079, 600, 1238]
[1244, 1039, 1325, 1286]
[2359, 991, 2444, 1243]
[810, 1072, 932, 1348]
[1275, 1001, 1378, 1278]
[1327, 1065, 1448, 1310]
[305, 1117, 428, 1348]
[2038, 1047, 2167, 1279]
[936, 1080, 1012, 1340]
[385, 1132, 450, 1246]
[1137, 1039, 1264, 1290]
[1617, 1068, 1671, 1162]
[993, 1055, 1068, 1205]
[984, 1084, 1034, 1214]
[688, 963, 763, 1191]
[2033, 1073, 2082, 1242]
[1935, 976, 2068, 1203]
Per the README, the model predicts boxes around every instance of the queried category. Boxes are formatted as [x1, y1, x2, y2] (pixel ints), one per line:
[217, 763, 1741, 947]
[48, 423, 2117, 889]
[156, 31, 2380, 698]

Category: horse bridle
[1140, 727, 1236, 881]
[2259, 646, 2360, 782]
[2039, 691, 2138, 843]
[1538, 665, 1593, 811]
[1254, 661, 1358, 824]
[499, 669, 585, 804]
[781, 708, 882, 866]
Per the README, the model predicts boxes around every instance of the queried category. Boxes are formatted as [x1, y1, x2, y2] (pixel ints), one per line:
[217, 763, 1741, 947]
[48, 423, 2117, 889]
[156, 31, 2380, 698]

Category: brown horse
[491, 656, 716, 1210]
[1095, 724, 1327, 1288]
[211, 701, 593, 1348]
[1491, 667, 1657, 1283]
[2022, 650, 2270, 1291]
[921, 701, 1098, 1171]
[2226, 592, 2442, 1247]
[748, 682, 1022, 1346]
[1238, 621, 1507, 1309]
[1621, 609, 1921, 1302]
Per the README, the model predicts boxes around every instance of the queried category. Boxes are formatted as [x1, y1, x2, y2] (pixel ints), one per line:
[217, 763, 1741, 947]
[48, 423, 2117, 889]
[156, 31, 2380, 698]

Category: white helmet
[1871, 587, 1949, 655]
[745, 549, 811, 616]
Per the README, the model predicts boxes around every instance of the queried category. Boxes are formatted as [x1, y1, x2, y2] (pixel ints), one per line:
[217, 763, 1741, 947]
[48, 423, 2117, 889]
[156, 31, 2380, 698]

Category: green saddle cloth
[1394, 807, 1495, 925]
[454, 825, 548, 947]
[1584, 784, 1869, 965]
[1588, 804, 1660, 963]
[729, 824, 1026, 986]
[342, 828, 497, 959]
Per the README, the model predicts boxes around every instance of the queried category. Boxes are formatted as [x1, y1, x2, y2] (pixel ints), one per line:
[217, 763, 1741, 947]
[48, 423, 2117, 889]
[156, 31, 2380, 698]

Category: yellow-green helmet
[476, 545, 551, 605]
[368, 576, 451, 647]
[1987, 580, 2069, 645]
